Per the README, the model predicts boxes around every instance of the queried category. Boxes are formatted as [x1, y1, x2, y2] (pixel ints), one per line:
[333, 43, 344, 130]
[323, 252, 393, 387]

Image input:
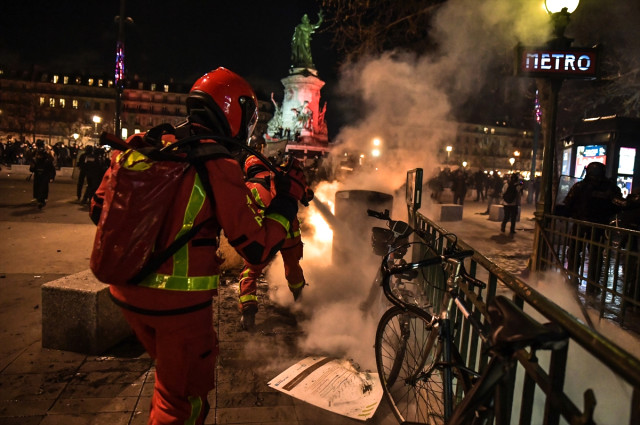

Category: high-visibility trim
[250, 187, 267, 209]
[287, 228, 301, 239]
[239, 294, 258, 303]
[186, 395, 202, 425]
[139, 273, 219, 290]
[120, 149, 153, 171]
[173, 174, 207, 277]
[266, 212, 291, 232]
[288, 280, 305, 290]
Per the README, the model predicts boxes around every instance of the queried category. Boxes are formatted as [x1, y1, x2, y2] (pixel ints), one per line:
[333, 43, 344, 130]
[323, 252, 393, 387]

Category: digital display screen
[561, 147, 572, 176]
[617, 176, 633, 198]
[575, 145, 606, 178]
[618, 147, 636, 175]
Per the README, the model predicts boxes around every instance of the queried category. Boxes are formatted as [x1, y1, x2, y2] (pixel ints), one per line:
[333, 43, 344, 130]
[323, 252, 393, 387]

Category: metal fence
[410, 209, 640, 425]
[533, 213, 640, 328]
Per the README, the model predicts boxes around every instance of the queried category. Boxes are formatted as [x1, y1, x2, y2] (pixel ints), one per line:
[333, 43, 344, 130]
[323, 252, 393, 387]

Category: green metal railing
[534, 213, 640, 327]
[410, 209, 640, 425]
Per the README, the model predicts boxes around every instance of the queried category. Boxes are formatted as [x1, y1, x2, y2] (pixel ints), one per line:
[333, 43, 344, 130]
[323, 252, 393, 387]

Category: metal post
[114, 0, 126, 137]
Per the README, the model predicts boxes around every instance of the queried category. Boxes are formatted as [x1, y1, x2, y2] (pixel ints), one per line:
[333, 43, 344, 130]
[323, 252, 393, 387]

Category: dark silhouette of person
[563, 162, 622, 294]
[29, 140, 56, 209]
[501, 173, 523, 235]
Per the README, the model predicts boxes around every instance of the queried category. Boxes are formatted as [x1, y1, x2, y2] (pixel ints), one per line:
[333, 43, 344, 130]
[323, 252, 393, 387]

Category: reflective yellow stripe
[173, 174, 207, 277]
[139, 273, 219, 290]
[239, 294, 258, 303]
[266, 212, 291, 232]
[250, 187, 267, 208]
[288, 228, 301, 239]
[288, 280, 305, 290]
[186, 395, 202, 425]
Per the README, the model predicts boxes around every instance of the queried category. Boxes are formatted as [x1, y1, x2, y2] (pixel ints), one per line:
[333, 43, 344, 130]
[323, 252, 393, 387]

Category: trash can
[332, 190, 393, 265]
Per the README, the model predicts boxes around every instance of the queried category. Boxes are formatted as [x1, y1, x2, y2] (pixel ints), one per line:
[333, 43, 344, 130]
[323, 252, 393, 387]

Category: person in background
[91, 67, 306, 425]
[500, 172, 523, 235]
[237, 154, 312, 330]
[76, 145, 91, 202]
[563, 161, 621, 294]
[479, 171, 503, 215]
[29, 139, 56, 209]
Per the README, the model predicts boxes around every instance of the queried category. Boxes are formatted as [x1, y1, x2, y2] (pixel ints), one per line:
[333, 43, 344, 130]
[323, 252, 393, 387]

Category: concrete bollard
[437, 204, 463, 221]
[489, 205, 520, 222]
[41, 270, 132, 354]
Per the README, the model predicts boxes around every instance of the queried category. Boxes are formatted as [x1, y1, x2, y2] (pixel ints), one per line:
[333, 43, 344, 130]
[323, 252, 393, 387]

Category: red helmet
[186, 67, 258, 141]
[244, 154, 269, 178]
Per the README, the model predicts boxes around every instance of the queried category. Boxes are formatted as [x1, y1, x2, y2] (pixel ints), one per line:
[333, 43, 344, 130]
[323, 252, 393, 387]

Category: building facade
[0, 67, 273, 148]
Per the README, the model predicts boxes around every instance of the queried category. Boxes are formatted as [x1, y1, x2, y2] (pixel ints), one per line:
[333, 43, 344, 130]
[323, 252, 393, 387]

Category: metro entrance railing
[409, 206, 640, 424]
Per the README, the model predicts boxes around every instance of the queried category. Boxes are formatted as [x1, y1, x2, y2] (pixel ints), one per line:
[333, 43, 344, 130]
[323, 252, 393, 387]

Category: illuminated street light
[462, 161, 468, 168]
[446, 145, 452, 163]
[509, 157, 515, 169]
[372, 138, 381, 146]
[544, 0, 579, 14]
[372, 149, 381, 157]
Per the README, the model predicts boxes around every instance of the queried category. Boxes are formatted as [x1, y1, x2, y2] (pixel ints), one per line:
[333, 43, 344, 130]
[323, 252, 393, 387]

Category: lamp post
[537, 0, 579, 217]
[446, 145, 452, 163]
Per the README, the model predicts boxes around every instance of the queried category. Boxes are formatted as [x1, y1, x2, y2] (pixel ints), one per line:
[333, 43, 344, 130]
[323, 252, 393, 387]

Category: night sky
[0, 1, 337, 97]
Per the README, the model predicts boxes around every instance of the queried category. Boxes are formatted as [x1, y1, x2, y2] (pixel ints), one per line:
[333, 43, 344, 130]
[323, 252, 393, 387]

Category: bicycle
[366, 209, 574, 425]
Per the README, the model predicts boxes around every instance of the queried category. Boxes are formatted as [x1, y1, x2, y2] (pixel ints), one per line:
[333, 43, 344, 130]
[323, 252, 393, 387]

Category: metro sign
[516, 46, 599, 80]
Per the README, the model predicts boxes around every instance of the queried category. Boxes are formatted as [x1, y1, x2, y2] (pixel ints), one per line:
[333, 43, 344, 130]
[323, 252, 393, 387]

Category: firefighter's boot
[240, 304, 258, 331]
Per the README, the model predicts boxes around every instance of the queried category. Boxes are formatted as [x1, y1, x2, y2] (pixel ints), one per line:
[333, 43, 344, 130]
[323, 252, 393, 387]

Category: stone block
[42, 270, 132, 354]
[438, 204, 463, 221]
[489, 205, 520, 222]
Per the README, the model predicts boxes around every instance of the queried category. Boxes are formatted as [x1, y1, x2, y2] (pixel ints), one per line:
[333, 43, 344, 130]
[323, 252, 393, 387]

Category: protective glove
[274, 157, 307, 202]
[301, 187, 314, 207]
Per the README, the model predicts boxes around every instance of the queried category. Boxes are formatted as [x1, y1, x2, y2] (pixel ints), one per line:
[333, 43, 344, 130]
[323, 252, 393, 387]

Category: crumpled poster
[268, 356, 383, 421]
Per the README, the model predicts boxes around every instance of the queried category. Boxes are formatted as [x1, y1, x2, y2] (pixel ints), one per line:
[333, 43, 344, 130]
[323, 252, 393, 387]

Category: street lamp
[537, 0, 580, 217]
[509, 157, 515, 169]
[446, 145, 452, 163]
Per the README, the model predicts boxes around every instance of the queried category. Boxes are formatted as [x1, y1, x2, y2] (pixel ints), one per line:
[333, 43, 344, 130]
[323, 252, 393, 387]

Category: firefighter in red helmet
[91, 67, 306, 425]
[238, 154, 313, 330]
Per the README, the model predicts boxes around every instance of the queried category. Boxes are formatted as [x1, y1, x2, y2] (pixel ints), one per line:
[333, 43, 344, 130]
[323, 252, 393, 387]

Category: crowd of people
[426, 166, 540, 207]
[1, 137, 110, 209]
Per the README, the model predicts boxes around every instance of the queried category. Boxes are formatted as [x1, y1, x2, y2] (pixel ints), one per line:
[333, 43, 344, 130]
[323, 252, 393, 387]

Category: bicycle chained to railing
[365, 209, 595, 425]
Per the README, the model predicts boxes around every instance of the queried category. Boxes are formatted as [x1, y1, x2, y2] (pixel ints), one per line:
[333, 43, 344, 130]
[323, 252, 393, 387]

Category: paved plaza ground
[3, 166, 632, 425]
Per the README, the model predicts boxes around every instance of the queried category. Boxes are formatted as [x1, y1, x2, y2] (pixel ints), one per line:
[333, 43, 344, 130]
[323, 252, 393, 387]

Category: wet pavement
[0, 168, 541, 425]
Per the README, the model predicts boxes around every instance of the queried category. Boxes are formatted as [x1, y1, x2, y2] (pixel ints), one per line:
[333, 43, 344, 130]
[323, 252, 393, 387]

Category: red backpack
[90, 124, 231, 285]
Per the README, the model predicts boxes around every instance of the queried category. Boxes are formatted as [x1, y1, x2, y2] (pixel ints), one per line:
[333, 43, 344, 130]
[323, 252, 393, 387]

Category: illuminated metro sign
[516, 46, 599, 79]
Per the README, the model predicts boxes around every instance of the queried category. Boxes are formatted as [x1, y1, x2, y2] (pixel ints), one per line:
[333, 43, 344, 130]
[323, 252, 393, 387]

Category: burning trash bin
[332, 190, 393, 265]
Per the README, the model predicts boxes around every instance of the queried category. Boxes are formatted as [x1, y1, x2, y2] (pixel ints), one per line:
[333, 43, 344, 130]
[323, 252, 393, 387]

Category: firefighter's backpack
[90, 124, 232, 285]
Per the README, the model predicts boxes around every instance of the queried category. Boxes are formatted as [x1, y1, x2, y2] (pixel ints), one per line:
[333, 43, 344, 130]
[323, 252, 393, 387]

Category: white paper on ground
[268, 356, 383, 421]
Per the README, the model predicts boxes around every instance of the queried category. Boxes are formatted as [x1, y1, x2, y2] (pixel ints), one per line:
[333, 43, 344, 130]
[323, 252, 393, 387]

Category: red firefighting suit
[91, 131, 295, 425]
[238, 169, 305, 312]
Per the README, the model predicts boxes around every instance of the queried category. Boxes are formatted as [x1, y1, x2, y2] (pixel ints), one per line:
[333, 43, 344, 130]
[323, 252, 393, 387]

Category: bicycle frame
[373, 213, 570, 425]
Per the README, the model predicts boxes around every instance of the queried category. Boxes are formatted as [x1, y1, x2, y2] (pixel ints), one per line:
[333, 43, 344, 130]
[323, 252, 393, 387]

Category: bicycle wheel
[375, 306, 444, 424]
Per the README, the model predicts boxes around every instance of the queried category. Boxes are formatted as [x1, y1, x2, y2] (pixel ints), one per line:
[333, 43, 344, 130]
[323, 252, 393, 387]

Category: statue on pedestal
[291, 10, 323, 69]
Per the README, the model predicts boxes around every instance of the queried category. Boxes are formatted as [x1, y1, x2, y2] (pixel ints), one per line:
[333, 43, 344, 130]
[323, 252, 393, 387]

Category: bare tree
[320, 0, 446, 63]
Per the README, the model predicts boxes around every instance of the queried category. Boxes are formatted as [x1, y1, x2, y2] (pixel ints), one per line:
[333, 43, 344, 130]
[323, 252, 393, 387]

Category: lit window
[88, 78, 94, 86]
[490, 128, 496, 134]
[75, 77, 82, 84]
[39, 97, 45, 106]
[59, 99, 66, 108]
[107, 80, 114, 87]
[63, 76, 69, 84]
[163, 84, 169, 93]
[151, 83, 156, 91]
[72, 99, 79, 109]
[98, 79, 104, 87]
[134, 129, 141, 134]
[49, 98, 55, 107]
[121, 128, 128, 139]
[52, 75, 59, 84]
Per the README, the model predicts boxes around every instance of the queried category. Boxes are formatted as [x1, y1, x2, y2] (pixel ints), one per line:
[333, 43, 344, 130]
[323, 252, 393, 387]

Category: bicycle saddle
[488, 295, 567, 352]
